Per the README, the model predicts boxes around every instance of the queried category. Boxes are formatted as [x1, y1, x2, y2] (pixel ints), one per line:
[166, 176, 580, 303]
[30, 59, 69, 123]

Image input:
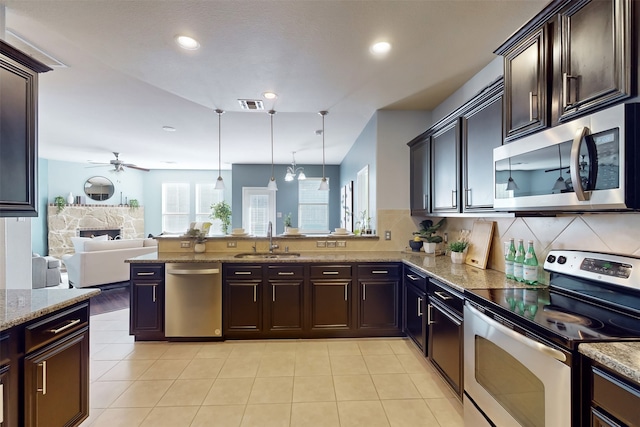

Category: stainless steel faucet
[267, 221, 279, 253]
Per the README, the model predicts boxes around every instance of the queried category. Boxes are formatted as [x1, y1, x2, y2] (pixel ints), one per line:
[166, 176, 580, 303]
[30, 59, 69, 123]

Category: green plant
[413, 218, 446, 243]
[448, 240, 469, 253]
[54, 196, 66, 213]
[283, 212, 293, 228]
[128, 199, 139, 209]
[186, 228, 207, 243]
[211, 200, 232, 234]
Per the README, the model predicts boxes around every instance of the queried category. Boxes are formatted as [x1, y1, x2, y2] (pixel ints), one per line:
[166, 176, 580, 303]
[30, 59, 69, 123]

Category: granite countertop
[579, 342, 640, 386]
[1, 288, 100, 331]
[128, 250, 531, 293]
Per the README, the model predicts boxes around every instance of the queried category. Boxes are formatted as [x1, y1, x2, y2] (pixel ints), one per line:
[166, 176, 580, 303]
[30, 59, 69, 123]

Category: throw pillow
[70, 234, 109, 252]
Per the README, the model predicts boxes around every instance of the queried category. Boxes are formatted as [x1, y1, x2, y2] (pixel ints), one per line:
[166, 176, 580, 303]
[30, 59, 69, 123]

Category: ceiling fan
[90, 152, 150, 172]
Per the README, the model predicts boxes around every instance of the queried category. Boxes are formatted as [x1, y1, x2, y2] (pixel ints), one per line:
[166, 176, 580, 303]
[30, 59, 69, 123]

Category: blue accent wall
[232, 164, 341, 235]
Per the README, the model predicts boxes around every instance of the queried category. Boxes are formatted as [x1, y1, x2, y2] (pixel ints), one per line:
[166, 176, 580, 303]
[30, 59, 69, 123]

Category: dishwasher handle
[168, 268, 220, 275]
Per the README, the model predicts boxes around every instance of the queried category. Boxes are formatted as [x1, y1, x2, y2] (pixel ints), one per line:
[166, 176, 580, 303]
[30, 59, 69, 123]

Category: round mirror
[84, 176, 115, 201]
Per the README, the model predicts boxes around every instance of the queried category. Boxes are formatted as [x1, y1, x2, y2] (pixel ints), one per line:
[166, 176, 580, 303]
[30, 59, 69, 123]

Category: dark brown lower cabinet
[310, 280, 351, 331]
[589, 364, 640, 427]
[404, 283, 426, 353]
[130, 264, 165, 341]
[0, 365, 11, 427]
[266, 280, 304, 334]
[226, 281, 262, 336]
[359, 280, 400, 331]
[24, 329, 89, 427]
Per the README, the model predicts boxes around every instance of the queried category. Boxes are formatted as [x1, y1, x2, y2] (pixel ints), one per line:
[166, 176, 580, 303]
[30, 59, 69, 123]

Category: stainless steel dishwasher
[165, 263, 222, 338]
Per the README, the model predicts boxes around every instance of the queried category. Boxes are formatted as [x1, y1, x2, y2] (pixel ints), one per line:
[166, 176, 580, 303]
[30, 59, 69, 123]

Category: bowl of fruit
[409, 236, 423, 252]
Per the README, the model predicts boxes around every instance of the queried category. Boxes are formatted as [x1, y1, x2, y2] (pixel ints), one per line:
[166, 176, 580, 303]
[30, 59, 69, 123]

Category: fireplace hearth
[78, 228, 122, 240]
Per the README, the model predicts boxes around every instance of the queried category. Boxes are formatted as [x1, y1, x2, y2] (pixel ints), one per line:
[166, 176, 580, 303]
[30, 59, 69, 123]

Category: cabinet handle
[451, 190, 457, 208]
[272, 285, 276, 302]
[417, 297, 423, 317]
[37, 361, 47, 395]
[465, 188, 471, 208]
[253, 285, 257, 303]
[344, 284, 348, 301]
[563, 73, 577, 107]
[362, 284, 366, 301]
[152, 285, 157, 303]
[371, 270, 388, 274]
[423, 194, 428, 210]
[0, 383, 3, 423]
[136, 272, 155, 276]
[235, 271, 252, 275]
[48, 318, 81, 334]
[427, 303, 433, 326]
[323, 271, 339, 275]
[277, 272, 294, 276]
[407, 274, 420, 281]
[434, 290, 453, 301]
[528, 91, 539, 121]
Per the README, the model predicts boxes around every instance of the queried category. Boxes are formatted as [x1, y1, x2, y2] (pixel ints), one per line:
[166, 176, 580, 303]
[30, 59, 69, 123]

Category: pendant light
[267, 110, 278, 191]
[552, 145, 568, 192]
[214, 109, 226, 190]
[285, 151, 306, 181]
[506, 158, 519, 191]
[318, 111, 329, 191]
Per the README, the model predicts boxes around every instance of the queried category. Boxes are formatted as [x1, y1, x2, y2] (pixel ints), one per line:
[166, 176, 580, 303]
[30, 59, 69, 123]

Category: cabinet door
[504, 27, 548, 140]
[226, 281, 262, 333]
[359, 280, 399, 330]
[0, 365, 10, 427]
[310, 280, 351, 330]
[428, 300, 463, 397]
[559, 0, 630, 120]
[404, 284, 426, 353]
[410, 137, 430, 215]
[24, 329, 89, 427]
[462, 92, 503, 211]
[431, 121, 460, 213]
[266, 280, 304, 333]
[130, 280, 164, 336]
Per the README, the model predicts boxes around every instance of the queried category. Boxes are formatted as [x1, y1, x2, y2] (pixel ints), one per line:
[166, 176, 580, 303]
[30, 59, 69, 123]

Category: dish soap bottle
[514, 239, 525, 282]
[505, 238, 516, 280]
[523, 240, 539, 284]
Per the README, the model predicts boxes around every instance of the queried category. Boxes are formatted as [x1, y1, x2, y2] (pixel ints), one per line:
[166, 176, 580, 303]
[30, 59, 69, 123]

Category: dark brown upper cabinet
[431, 119, 460, 214]
[556, 0, 631, 122]
[0, 40, 51, 217]
[408, 134, 430, 216]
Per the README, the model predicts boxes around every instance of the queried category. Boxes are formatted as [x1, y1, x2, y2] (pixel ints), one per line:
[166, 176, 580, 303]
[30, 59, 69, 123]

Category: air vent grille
[238, 99, 264, 110]
[6, 29, 67, 68]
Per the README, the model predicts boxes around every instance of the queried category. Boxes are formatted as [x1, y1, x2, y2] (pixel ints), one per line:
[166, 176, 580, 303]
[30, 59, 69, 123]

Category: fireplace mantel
[47, 205, 145, 258]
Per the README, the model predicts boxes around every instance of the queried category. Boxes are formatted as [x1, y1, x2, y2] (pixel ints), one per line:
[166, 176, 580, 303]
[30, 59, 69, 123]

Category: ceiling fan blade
[124, 164, 150, 172]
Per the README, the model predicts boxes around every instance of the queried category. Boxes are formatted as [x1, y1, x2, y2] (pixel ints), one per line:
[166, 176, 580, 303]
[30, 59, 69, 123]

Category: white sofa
[62, 238, 158, 288]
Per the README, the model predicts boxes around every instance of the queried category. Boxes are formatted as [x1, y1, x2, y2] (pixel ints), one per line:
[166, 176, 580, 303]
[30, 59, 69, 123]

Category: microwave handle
[570, 127, 591, 201]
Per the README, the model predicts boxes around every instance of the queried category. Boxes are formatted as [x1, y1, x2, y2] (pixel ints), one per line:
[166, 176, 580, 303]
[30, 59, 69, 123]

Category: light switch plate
[227, 241, 237, 248]
[317, 241, 327, 248]
[384, 230, 391, 240]
[337, 241, 346, 248]
[327, 241, 336, 248]
[180, 241, 191, 248]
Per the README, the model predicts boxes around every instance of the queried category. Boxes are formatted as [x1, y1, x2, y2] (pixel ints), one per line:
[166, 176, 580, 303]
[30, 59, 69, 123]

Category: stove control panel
[544, 250, 640, 290]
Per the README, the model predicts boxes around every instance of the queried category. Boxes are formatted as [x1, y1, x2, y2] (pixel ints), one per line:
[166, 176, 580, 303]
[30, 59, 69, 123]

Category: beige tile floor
[80, 309, 463, 427]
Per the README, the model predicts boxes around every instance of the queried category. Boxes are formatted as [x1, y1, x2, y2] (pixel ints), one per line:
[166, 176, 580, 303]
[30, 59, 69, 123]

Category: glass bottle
[523, 240, 539, 284]
[505, 238, 516, 280]
[514, 239, 525, 282]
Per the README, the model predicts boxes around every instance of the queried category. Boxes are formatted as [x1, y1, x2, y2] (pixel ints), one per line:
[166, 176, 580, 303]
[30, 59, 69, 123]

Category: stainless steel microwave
[493, 103, 640, 212]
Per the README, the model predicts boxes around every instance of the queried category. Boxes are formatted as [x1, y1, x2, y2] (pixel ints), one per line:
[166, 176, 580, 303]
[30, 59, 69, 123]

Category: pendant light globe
[214, 109, 226, 190]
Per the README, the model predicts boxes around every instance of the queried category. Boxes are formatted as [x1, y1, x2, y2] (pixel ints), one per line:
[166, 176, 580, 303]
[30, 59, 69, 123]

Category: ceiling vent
[238, 99, 264, 110]
[5, 29, 67, 68]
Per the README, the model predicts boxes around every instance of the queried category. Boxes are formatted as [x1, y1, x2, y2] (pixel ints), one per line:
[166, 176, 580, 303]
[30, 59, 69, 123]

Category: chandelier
[284, 152, 306, 181]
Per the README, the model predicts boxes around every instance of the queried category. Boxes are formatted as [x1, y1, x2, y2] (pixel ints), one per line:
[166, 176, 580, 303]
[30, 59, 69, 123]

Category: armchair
[32, 253, 62, 288]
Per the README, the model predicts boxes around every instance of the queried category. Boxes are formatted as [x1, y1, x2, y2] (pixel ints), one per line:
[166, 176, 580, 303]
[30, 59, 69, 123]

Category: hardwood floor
[90, 284, 130, 316]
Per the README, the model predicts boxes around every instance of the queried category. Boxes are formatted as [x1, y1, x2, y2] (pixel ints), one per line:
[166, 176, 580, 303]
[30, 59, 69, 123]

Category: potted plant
[211, 201, 232, 234]
[448, 240, 469, 264]
[282, 212, 295, 234]
[413, 218, 446, 253]
[186, 228, 207, 252]
[54, 196, 66, 214]
[129, 199, 140, 210]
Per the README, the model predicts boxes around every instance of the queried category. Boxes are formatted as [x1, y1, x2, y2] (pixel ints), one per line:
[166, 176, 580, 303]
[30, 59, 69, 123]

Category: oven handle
[466, 303, 567, 363]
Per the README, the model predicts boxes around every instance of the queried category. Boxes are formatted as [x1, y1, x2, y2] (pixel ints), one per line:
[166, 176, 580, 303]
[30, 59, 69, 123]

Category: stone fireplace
[48, 205, 144, 258]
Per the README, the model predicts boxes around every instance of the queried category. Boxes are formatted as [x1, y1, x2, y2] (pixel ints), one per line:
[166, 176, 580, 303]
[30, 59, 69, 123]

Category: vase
[67, 192, 74, 205]
[409, 240, 423, 252]
[423, 242, 437, 254]
[451, 251, 466, 264]
[194, 243, 206, 253]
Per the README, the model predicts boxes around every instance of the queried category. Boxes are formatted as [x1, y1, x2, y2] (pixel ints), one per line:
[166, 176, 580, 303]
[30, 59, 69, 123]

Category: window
[195, 183, 223, 235]
[298, 178, 329, 234]
[242, 187, 276, 236]
[162, 183, 190, 233]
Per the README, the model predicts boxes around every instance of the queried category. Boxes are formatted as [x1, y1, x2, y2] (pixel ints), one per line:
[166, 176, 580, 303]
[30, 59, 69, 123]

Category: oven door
[464, 302, 571, 427]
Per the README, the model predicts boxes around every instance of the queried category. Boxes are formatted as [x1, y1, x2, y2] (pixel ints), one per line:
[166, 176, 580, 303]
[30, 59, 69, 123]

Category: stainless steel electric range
[463, 250, 640, 427]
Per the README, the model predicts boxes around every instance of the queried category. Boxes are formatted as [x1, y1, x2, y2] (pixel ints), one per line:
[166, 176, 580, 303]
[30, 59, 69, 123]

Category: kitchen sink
[233, 252, 301, 259]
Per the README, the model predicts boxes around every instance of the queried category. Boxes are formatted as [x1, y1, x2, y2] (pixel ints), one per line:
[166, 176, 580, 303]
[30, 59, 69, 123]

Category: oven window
[475, 336, 545, 427]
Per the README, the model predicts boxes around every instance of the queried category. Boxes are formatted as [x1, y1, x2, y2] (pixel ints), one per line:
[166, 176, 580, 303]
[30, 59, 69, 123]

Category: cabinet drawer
[131, 264, 164, 280]
[310, 265, 352, 279]
[225, 265, 263, 279]
[358, 264, 400, 279]
[25, 303, 89, 354]
[267, 265, 304, 280]
[592, 366, 640, 427]
[404, 267, 427, 292]
[429, 279, 463, 316]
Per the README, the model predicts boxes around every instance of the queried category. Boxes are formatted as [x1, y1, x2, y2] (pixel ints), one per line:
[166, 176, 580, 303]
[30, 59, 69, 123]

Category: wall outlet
[327, 241, 336, 248]
[336, 241, 346, 248]
[384, 230, 391, 240]
[317, 241, 327, 248]
[180, 241, 191, 248]
[227, 241, 237, 248]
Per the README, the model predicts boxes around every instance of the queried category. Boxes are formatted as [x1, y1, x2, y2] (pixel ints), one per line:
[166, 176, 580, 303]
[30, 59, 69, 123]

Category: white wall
[0, 217, 32, 289]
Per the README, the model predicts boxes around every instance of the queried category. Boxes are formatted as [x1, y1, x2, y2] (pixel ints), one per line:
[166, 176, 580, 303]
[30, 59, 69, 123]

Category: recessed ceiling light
[370, 41, 391, 56]
[162, 126, 176, 132]
[263, 92, 278, 100]
[175, 35, 200, 50]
